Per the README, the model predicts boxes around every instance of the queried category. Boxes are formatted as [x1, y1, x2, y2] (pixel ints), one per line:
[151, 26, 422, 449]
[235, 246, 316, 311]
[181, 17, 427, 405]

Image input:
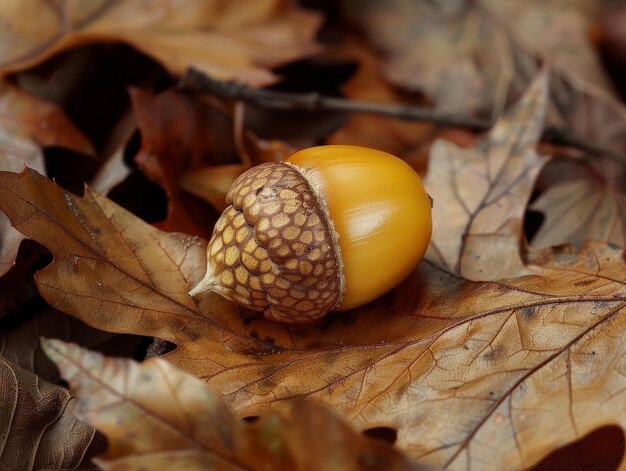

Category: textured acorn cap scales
[188, 161, 344, 323]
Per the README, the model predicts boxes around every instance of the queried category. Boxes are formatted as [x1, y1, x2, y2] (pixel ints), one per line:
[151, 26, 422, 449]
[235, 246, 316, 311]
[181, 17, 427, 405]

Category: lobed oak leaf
[42, 339, 433, 471]
[0, 0, 322, 87]
[0, 165, 275, 356]
[0, 81, 93, 277]
[2, 74, 626, 470]
[424, 70, 549, 280]
[0, 356, 103, 469]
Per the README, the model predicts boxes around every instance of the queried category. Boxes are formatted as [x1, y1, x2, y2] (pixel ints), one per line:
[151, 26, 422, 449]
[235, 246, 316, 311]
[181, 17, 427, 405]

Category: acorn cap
[189, 161, 343, 323]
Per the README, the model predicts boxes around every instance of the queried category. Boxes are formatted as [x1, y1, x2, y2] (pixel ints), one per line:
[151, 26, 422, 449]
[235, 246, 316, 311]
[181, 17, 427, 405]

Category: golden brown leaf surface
[3, 77, 626, 470]
[0, 356, 103, 469]
[43, 339, 432, 471]
[342, 0, 626, 154]
[0, 0, 322, 86]
[0, 81, 92, 276]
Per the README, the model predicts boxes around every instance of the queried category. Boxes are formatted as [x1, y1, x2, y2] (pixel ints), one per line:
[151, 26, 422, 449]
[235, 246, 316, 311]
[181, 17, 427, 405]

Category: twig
[180, 68, 626, 165]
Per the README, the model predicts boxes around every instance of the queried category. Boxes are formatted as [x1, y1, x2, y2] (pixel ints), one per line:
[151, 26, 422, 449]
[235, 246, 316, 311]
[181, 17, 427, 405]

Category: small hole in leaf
[362, 426, 397, 445]
[524, 209, 544, 243]
[243, 416, 260, 423]
[529, 425, 624, 471]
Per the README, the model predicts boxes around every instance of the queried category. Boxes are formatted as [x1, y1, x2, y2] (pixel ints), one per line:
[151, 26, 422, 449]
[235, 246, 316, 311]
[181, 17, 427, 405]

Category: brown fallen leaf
[0, 356, 103, 469]
[130, 87, 229, 237]
[43, 339, 432, 471]
[2, 74, 626, 470]
[340, 0, 626, 155]
[0, 0, 322, 87]
[0, 307, 141, 384]
[0, 81, 93, 277]
[424, 69, 549, 280]
[531, 161, 626, 250]
[130, 87, 292, 223]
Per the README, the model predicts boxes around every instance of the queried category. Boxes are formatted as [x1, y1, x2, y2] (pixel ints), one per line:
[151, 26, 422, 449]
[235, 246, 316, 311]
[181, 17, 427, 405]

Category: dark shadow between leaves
[529, 425, 624, 471]
[362, 426, 398, 445]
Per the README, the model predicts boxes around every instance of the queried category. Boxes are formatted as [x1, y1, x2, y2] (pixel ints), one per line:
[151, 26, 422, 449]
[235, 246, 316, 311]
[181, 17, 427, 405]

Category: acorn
[189, 145, 432, 323]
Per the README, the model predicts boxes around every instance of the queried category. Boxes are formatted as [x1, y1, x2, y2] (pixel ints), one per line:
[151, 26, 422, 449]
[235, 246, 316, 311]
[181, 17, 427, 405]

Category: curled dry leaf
[531, 162, 626, 250]
[0, 81, 93, 277]
[90, 109, 137, 196]
[341, 0, 626, 154]
[130, 87, 229, 237]
[425, 70, 549, 280]
[0, 356, 103, 469]
[3, 75, 626, 469]
[0, 0, 322, 87]
[0, 307, 140, 384]
[43, 339, 432, 471]
[130, 87, 293, 220]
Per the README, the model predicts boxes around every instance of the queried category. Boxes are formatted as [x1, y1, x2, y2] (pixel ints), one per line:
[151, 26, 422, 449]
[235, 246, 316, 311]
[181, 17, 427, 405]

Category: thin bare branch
[179, 68, 626, 165]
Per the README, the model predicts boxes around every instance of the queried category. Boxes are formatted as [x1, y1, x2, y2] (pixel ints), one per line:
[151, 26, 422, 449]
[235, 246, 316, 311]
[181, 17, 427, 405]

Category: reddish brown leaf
[130, 87, 292, 228]
[130, 88, 232, 237]
[0, 81, 93, 276]
[43, 339, 432, 471]
[0, 0, 322, 87]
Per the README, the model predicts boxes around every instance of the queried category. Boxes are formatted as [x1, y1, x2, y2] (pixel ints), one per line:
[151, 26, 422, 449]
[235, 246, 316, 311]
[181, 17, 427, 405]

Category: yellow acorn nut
[189, 145, 432, 323]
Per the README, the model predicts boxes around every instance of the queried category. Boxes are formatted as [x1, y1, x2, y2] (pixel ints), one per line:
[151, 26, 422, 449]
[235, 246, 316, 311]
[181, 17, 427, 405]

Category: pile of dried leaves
[1, 1, 626, 470]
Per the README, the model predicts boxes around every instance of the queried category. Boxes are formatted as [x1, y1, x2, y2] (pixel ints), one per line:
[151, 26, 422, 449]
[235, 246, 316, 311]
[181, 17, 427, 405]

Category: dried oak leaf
[341, 0, 626, 154]
[0, 81, 93, 277]
[0, 0, 322, 87]
[43, 339, 431, 471]
[0, 356, 103, 469]
[2, 75, 626, 469]
[424, 69, 549, 280]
